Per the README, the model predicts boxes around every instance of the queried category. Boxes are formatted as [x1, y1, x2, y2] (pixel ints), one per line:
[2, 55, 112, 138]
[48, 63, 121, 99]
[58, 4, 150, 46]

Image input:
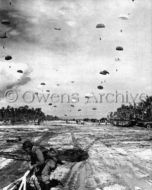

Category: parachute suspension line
[4, 170, 30, 190]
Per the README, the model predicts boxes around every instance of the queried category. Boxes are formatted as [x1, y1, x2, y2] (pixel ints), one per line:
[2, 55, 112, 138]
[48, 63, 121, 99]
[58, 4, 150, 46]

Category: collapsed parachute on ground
[5, 55, 12, 60]
[116, 46, 123, 51]
[17, 70, 23, 73]
[96, 23, 105, 28]
[1, 19, 11, 25]
[40, 82, 46, 85]
[97, 85, 103, 90]
[99, 70, 109, 75]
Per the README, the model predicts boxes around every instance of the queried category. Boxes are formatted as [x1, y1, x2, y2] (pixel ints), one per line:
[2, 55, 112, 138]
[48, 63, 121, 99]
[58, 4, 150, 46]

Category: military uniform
[29, 146, 57, 189]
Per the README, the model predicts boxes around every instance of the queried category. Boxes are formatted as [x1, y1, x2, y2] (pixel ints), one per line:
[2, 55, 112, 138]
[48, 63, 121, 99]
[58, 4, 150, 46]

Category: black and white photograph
[0, 0, 152, 189]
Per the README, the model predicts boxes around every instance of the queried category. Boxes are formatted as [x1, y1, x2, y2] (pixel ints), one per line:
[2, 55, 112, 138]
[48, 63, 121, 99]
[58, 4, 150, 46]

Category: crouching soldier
[22, 140, 62, 190]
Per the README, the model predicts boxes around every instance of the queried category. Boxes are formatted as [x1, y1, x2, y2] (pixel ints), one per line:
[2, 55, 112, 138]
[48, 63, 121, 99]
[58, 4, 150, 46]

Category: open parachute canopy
[116, 46, 123, 51]
[40, 82, 46, 85]
[54, 27, 61, 31]
[96, 23, 105, 28]
[119, 15, 129, 20]
[97, 85, 104, 90]
[17, 70, 23, 73]
[92, 108, 97, 110]
[85, 93, 94, 99]
[99, 70, 109, 75]
[5, 55, 12, 60]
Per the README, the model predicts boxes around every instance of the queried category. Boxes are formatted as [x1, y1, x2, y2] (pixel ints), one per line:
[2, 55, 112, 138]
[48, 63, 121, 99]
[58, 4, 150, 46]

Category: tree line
[0, 105, 45, 125]
[108, 96, 152, 122]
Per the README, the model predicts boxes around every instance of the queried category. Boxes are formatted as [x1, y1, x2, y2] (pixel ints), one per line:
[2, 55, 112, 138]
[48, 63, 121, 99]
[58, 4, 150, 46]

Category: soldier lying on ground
[22, 140, 63, 190]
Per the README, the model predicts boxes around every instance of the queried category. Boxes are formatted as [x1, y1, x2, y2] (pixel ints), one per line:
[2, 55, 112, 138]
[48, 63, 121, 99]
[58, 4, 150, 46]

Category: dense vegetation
[0, 105, 45, 125]
[108, 96, 152, 122]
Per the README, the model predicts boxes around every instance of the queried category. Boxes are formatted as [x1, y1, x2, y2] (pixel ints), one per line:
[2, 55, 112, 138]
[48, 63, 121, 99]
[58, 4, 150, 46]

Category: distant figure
[22, 140, 62, 190]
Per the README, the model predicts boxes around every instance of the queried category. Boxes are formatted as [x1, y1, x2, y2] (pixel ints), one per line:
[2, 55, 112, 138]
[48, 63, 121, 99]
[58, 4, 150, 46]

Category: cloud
[6, 72, 31, 89]
[0, 61, 32, 96]
[0, 0, 98, 53]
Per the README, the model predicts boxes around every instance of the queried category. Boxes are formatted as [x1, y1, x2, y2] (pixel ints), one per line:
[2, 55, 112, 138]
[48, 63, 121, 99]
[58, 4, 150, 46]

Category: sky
[0, 0, 152, 118]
